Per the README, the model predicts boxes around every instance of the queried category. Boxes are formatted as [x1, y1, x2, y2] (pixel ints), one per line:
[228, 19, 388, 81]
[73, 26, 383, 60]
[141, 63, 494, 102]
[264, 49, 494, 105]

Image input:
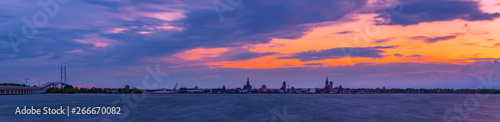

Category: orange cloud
[204, 14, 500, 69]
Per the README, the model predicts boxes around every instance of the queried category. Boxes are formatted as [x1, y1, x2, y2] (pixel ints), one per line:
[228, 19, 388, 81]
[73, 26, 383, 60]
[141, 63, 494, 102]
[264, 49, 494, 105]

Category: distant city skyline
[1, 0, 500, 89]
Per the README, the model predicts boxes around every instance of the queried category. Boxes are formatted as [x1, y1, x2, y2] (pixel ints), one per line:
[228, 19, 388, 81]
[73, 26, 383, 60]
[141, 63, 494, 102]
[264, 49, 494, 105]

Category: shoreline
[39, 93, 500, 95]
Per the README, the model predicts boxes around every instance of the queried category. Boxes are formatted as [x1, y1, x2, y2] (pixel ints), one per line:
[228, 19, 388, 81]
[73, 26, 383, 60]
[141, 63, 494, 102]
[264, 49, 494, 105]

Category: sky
[1, 0, 500, 89]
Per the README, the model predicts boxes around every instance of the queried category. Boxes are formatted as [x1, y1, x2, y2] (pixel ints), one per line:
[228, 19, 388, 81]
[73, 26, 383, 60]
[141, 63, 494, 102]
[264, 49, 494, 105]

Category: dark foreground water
[1, 94, 500, 122]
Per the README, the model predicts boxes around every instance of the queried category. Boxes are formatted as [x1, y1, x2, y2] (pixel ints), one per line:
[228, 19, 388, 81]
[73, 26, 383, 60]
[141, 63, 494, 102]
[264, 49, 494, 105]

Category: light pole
[37, 80, 41, 87]
[24, 78, 29, 86]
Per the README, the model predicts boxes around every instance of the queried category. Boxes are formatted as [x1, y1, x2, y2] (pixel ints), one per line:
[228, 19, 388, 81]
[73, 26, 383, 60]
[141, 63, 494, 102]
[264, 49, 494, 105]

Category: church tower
[281, 81, 286, 90]
[325, 76, 329, 88]
[244, 77, 252, 90]
[247, 77, 250, 85]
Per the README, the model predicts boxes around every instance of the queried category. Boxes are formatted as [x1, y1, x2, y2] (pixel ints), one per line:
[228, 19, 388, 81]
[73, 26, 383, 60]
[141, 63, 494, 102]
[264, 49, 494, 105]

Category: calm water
[1, 94, 500, 122]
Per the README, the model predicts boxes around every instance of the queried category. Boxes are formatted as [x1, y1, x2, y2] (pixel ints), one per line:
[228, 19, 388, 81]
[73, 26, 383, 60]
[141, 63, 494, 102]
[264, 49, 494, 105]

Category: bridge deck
[0, 82, 69, 95]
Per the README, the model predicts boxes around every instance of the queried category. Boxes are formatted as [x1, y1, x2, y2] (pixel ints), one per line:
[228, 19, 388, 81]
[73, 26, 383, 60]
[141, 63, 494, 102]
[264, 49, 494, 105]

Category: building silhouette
[261, 85, 267, 93]
[338, 85, 343, 93]
[243, 78, 252, 90]
[281, 81, 286, 90]
[324, 76, 334, 93]
[325, 76, 329, 88]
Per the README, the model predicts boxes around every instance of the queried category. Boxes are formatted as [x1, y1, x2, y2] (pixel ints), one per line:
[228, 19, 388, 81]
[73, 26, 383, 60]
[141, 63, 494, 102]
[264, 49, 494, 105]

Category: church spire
[325, 75, 329, 88]
[244, 77, 252, 90]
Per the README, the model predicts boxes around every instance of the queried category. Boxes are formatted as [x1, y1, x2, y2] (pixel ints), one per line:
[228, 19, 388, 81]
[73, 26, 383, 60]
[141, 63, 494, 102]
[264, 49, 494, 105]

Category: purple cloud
[393, 53, 421, 58]
[0, 0, 369, 66]
[336, 31, 354, 34]
[304, 63, 324, 66]
[372, 37, 394, 44]
[407, 54, 422, 58]
[411, 35, 457, 43]
[376, 0, 500, 26]
[279, 46, 398, 61]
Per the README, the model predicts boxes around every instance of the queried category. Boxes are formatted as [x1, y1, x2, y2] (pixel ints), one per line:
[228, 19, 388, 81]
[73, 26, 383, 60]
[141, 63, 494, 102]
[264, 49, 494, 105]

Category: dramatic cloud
[0, 0, 368, 66]
[0, 0, 499, 89]
[372, 37, 394, 44]
[392, 53, 422, 58]
[304, 63, 324, 66]
[279, 46, 398, 61]
[376, 0, 500, 26]
[411, 35, 457, 43]
[165, 0, 368, 47]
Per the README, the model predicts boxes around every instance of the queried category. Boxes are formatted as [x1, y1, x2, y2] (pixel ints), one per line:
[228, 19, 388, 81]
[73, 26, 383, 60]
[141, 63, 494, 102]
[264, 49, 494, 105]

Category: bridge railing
[38, 82, 68, 89]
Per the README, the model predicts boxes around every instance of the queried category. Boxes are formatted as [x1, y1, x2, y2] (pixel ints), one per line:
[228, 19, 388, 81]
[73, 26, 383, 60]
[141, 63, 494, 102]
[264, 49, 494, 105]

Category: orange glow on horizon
[166, 12, 500, 69]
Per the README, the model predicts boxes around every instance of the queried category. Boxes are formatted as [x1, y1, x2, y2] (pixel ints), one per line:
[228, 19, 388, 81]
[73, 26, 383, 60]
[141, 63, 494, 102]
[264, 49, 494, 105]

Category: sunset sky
[1, 0, 500, 89]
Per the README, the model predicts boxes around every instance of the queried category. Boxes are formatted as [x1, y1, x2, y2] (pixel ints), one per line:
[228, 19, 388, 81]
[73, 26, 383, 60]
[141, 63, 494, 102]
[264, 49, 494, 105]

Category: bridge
[0, 82, 69, 95]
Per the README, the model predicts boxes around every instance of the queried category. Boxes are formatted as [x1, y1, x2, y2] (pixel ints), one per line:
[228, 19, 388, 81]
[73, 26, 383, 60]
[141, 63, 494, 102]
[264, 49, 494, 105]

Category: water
[1, 94, 500, 121]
